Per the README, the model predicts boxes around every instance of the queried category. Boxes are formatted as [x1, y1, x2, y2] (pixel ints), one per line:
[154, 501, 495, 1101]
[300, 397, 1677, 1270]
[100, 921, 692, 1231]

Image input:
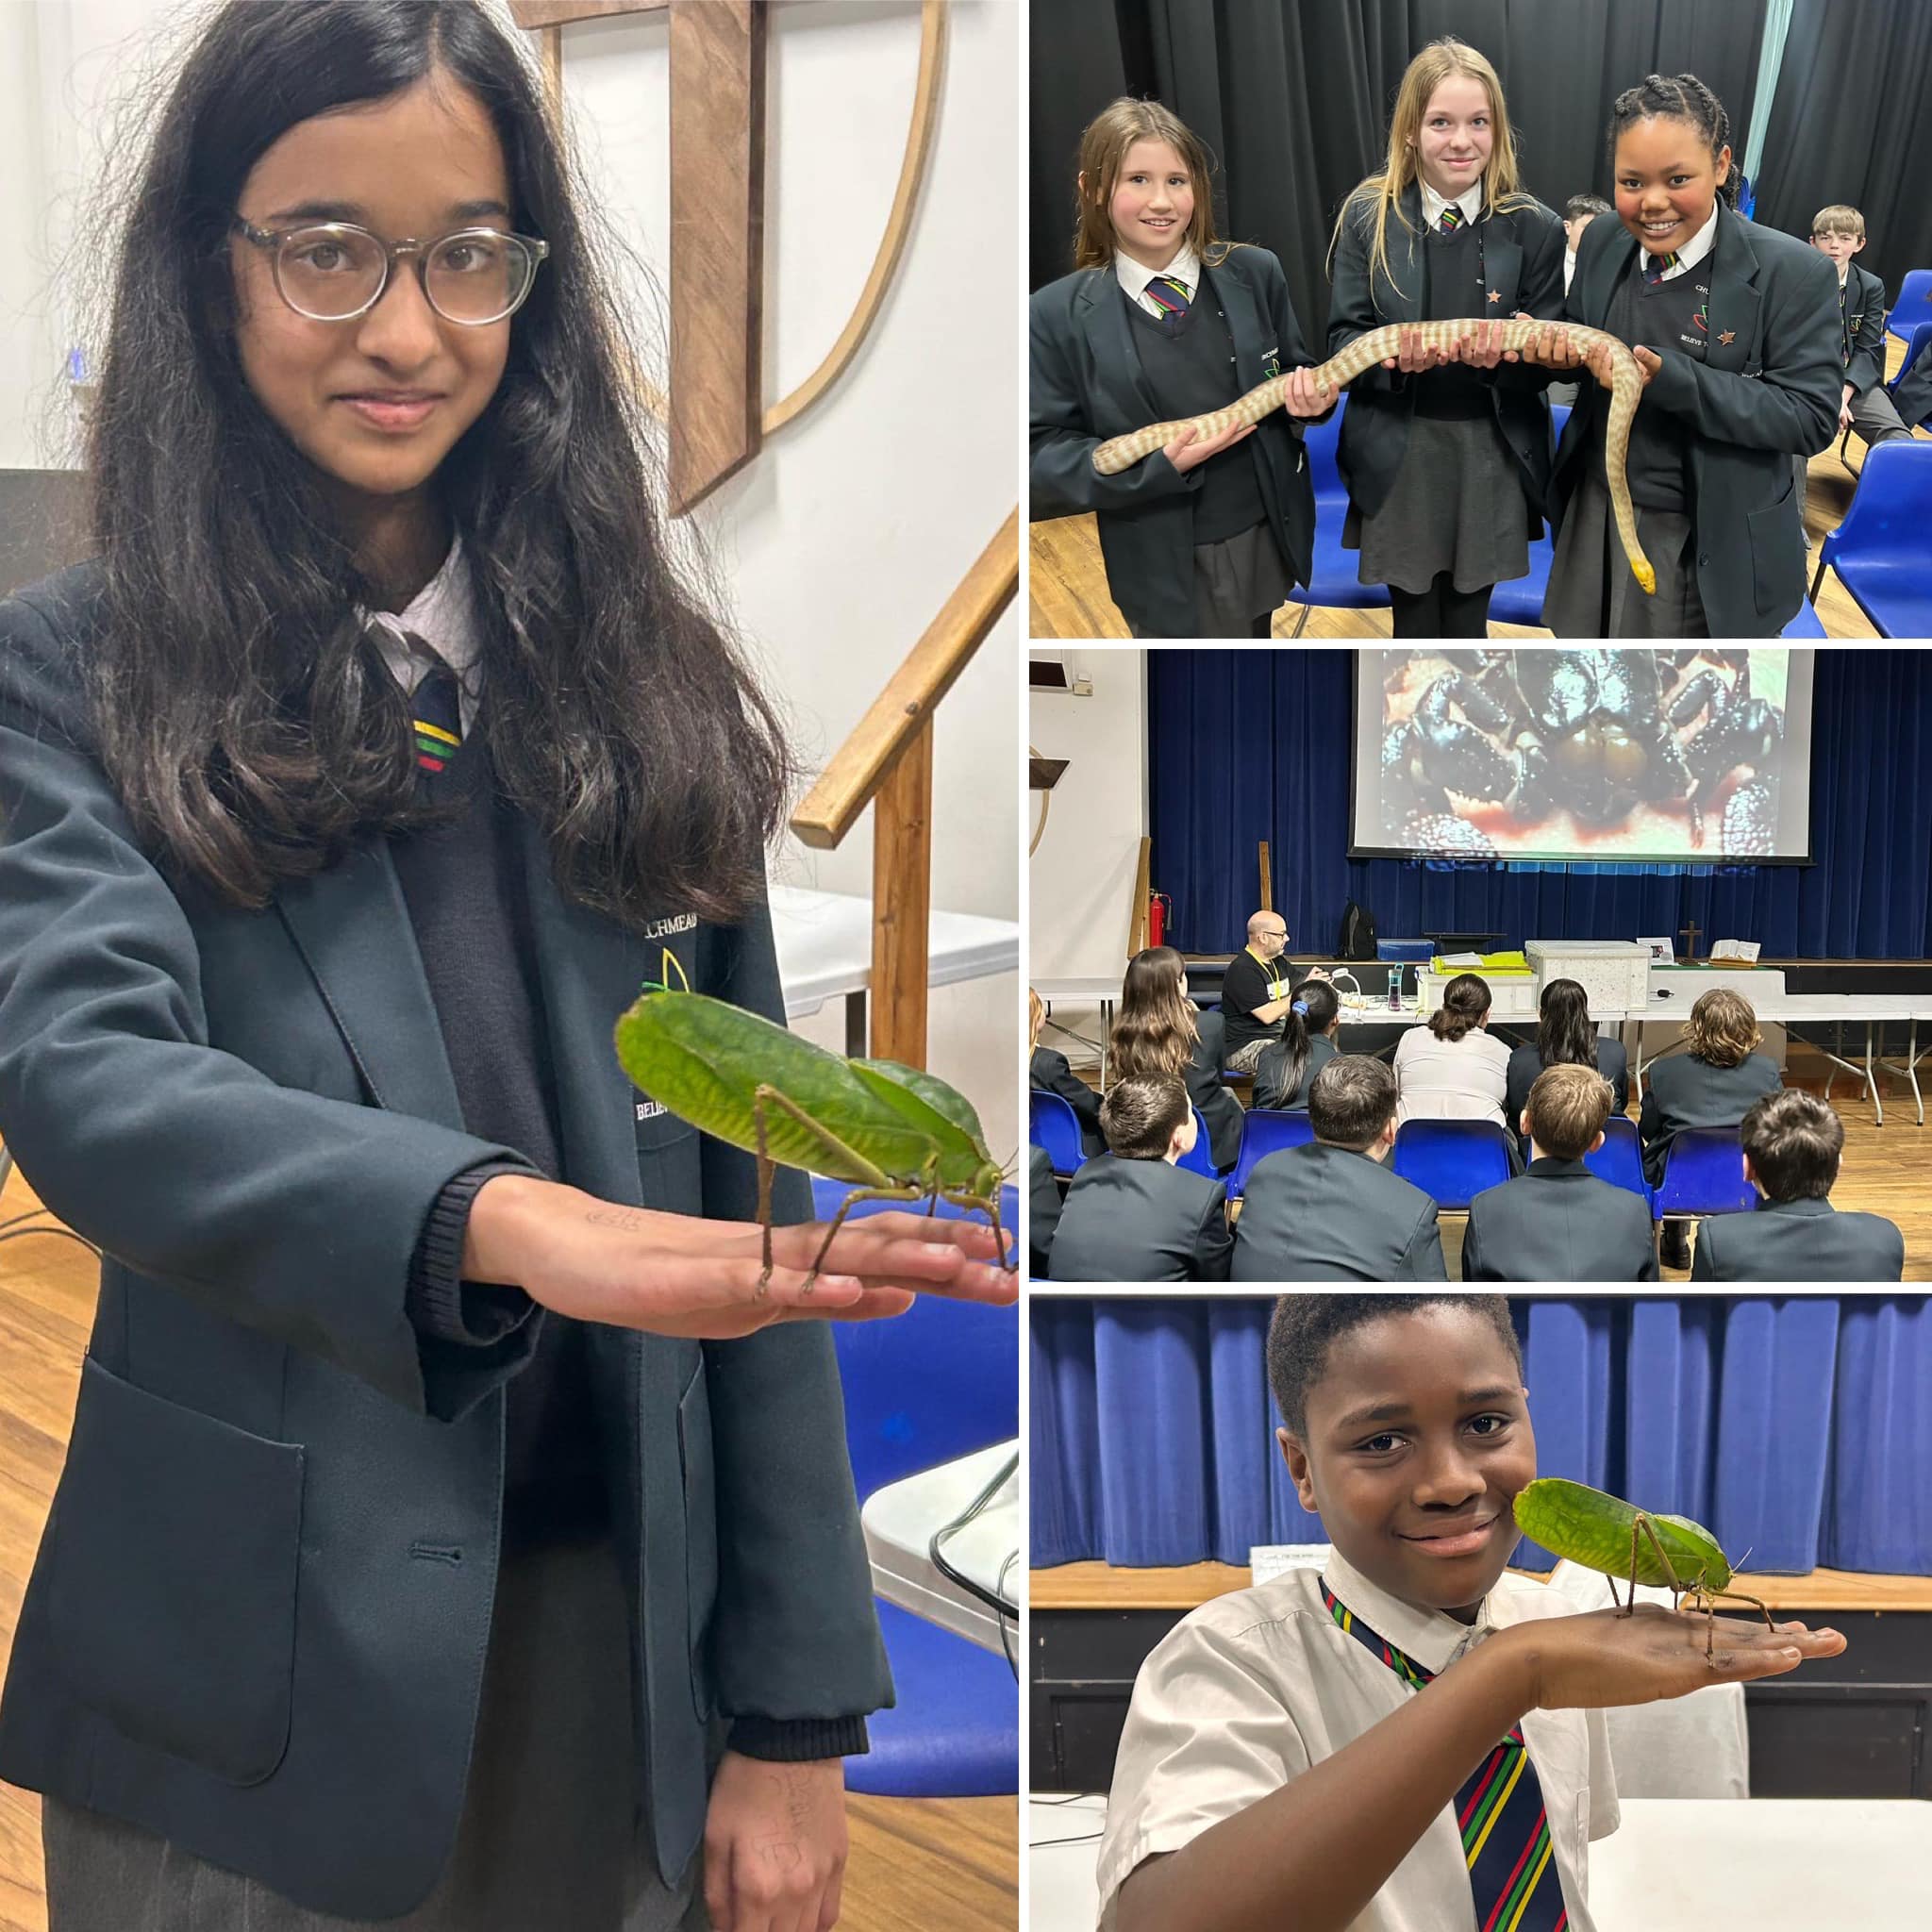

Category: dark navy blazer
[1691, 1194, 1904, 1280]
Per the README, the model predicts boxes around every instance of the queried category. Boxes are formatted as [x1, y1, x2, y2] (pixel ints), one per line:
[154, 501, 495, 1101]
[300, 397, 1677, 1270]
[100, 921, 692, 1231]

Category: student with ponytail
[1253, 977, 1341, 1111]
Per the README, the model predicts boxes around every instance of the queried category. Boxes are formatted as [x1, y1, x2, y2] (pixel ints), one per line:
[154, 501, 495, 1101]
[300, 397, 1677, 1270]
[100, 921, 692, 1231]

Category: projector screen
[1350, 649, 1815, 864]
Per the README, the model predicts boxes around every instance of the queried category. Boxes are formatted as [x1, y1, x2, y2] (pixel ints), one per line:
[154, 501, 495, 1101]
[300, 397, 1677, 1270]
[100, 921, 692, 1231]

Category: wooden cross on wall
[1679, 919, 1703, 958]
[511, 0, 765, 514]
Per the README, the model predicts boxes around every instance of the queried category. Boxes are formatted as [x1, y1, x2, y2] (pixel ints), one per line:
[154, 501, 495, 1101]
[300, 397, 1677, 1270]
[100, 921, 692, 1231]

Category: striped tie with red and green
[408, 647, 463, 777]
[1440, 206, 1465, 232]
[1321, 1578, 1567, 1932]
[1144, 274, 1192, 331]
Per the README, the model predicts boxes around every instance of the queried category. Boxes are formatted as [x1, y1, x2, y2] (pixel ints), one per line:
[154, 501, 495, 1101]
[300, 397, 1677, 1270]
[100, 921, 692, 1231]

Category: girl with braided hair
[1524, 72, 1841, 637]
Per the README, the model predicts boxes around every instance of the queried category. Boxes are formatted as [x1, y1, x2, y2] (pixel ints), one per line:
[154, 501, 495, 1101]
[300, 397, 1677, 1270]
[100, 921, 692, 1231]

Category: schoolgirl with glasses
[0, 5, 1008, 1927]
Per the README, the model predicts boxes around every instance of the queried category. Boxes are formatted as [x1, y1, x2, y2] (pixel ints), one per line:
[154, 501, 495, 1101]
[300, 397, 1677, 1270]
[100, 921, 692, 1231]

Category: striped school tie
[1322, 1579, 1568, 1932]
[1143, 274, 1192, 331]
[1440, 206, 1465, 232]
[407, 641, 464, 777]
[1644, 250, 1680, 285]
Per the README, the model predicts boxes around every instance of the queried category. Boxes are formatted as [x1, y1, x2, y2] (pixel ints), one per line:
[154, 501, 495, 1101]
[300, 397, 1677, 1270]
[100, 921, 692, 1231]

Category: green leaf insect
[1512, 1476, 1774, 1663]
[613, 986, 1013, 1288]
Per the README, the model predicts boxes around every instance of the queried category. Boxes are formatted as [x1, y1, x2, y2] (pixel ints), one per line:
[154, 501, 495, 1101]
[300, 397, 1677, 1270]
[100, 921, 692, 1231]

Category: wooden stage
[0, 1166, 1016, 1932]
[1029, 336, 1921, 640]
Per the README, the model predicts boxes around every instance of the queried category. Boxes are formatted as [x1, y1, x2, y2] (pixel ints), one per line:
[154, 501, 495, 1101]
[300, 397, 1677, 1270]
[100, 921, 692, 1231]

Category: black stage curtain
[1031, 0, 1766, 342]
[1146, 649, 1932, 960]
[1752, 0, 1932, 302]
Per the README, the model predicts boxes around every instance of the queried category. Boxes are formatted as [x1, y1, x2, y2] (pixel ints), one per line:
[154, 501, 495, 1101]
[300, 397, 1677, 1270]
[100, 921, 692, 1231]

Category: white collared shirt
[362, 534, 483, 735]
[1420, 177, 1485, 231]
[1094, 1550, 1620, 1932]
[1644, 199, 1719, 283]
[1114, 242, 1204, 319]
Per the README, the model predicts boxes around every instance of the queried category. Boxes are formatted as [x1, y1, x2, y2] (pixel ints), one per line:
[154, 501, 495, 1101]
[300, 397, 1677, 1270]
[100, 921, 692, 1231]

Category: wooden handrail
[788, 508, 1018, 1068]
[1127, 836, 1151, 958]
[791, 509, 1018, 850]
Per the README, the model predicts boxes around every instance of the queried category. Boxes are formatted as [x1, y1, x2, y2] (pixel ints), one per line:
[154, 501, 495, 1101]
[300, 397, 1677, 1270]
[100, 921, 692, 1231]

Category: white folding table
[861, 1441, 1018, 1657]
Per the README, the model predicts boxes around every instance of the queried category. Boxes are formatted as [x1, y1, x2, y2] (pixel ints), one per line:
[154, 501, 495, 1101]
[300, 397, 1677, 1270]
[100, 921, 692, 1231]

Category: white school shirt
[1095, 1550, 1620, 1932]
[362, 534, 483, 736]
[1114, 242, 1205, 319]
[1643, 200, 1719, 284]
[1419, 178, 1485, 231]
[1392, 1023, 1513, 1130]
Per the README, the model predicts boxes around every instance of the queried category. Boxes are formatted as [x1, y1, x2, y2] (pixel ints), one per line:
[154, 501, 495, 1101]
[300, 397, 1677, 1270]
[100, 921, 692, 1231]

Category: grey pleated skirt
[1542, 464, 1707, 639]
[1345, 413, 1531, 593]
[42, 1536, 709, 1932]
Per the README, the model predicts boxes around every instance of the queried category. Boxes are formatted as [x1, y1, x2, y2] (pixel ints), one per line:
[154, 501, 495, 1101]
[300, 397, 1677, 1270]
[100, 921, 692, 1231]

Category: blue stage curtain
[1028, 1295, 1931, 1575]
[1147, 651, 1932, 960]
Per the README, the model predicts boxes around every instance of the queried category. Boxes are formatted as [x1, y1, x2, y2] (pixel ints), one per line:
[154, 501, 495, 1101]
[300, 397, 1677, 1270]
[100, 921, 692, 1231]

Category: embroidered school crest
[1262, 345, 1282, 379]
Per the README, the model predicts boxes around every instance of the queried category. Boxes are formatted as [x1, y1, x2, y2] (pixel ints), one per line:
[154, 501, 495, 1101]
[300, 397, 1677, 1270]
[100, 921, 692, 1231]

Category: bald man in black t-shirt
[1219, 910, 1330, 1073]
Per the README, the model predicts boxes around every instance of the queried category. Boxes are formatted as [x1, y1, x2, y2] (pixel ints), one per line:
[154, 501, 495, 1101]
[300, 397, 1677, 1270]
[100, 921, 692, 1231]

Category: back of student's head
[1265, 1293, 1520, 1437]
[1740, 1089, 1842, 1200]
[1307, 1054, 1395, 1150]
[1271, 977, 1341, 1103]
[1100, 1072, 1190, 1162]
[1525, 1063, 1613, 1161]
[1687, 988, 1760, 1068]
[1811, 204, 1865, 241]
[1109, 945, 1199, 1080]
[1072, 97, 1222, 272]
[1535, 977, 1600, 1071]
[1428, 973, 1491, 1042]
[1564, 192, 1612, 222]
[1028, 987, 1045, 1051]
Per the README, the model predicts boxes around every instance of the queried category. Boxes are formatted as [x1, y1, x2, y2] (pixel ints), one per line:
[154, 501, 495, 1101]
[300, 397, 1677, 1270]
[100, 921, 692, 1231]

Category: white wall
[1027, 647, 1146, 1070]
[0, 0, 1018, 1158]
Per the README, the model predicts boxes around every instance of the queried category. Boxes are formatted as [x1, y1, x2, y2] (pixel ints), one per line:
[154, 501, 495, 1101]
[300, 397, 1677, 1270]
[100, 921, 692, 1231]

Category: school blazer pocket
[46, 1357, 305, 1785]
[1746, 478, 1805, 617]
[634, 1103, 701, 1213]
[676, 1361, 720, 1722]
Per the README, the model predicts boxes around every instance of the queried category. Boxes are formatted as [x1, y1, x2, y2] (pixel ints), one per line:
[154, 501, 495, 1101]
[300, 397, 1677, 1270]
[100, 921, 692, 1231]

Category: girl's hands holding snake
[1277, 365, 1332, 418]
[1162, 416, 1256, 473]
[1512, 318, 1584, 368]
[1582, 340, 1660, 391]
[1456, 319, 1519, 369]
[1381, 324, 1455, 374]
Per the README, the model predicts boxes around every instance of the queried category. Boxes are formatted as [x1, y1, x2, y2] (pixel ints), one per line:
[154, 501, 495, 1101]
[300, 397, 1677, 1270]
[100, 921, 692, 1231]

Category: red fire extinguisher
[1148, 891, 1173, 949]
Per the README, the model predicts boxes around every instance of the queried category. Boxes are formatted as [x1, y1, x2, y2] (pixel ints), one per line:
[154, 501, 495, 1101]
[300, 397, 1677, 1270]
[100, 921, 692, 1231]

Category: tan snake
[1091, 319, 1655, 594]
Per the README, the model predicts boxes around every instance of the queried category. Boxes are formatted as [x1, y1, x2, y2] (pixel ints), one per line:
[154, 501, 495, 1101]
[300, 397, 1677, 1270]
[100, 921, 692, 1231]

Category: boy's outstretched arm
[1115, 1605, 1843, 1932]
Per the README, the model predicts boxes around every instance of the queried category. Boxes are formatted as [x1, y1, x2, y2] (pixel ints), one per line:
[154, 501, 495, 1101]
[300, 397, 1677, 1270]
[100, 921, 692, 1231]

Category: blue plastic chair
[1778, 596, 1825, 637]
[1886, 269, 1932, 346]
[1652, 1127, 1757, 1223]
[1227, 1108, 1315, 1198]
[1889, 321, 1932, 429]
[1582, 1115, 1651, 1210]
[1391, 1118, 1515, 1210]
[1177, 1105, 1218, 1176]
[820, 1181, 1019, 1797]
[1029, 1089, 1086, 1177]
[1287, 395, 1391, 636]
[1809, 440, 1932, 636]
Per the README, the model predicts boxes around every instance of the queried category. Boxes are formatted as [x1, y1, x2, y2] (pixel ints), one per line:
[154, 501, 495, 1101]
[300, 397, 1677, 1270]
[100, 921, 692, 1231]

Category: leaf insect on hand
[1512, 1475, 1776, 1665]
[614, 986, 1015, 1290]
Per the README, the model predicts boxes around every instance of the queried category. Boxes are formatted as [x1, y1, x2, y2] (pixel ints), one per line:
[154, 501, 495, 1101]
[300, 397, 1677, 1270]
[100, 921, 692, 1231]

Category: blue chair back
[1228, 1109, 1315, 1198]
[1029, 1089, 1086, 1176]
[1817, 440, 1932, 637]
[1779, 597, 1825, 637]
[1391, 1118, 1514, 1210]
[1177, 1106, 1217, 1176]
[1653, 1127, 1757, 1219]
[1891, 321, 1932, 418]
[1886, 269, 1932, 344]
[1305, 391, 1346, 505]
[1582, 1116, 1652, 1210]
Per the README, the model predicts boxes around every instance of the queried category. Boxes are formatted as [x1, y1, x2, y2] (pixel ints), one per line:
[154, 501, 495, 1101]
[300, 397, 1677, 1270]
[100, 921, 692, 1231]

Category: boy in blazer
[1462, 1065, 1658, 1282]
[1231, 1056, 1446, 1282]
[1692, 1089, 1905, 1281]
[1047, 1074, 1233, 1282]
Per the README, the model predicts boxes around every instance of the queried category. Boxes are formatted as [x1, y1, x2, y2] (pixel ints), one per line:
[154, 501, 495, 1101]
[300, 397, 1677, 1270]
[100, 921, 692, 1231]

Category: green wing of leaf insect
[614, 991, 938, 1187]
[1512, 1477, 1730, 1591]
[848, 1059, 997, 1191]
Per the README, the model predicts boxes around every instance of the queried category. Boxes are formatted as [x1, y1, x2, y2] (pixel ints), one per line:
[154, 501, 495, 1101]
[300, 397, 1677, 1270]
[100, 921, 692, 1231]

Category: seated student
[1252, 978, 1341, 1110]
[1232, 1057, 1445, 1281]
[1463, 1065, 1658, 1282]
[1028, 1143, 1061, 1277]
[1505, 976, 1630, 1165]
[1692, 1089, 1905, 1281]
[1219, 910, 1330, 1074]
[1097, 1295, 1844, 1932]
[1031, 985, 1105, 1158]
[1393, 973, 1513, 1143]
[1110, 945, 1243, 1172]
[1639, 987, 1782, 1268]
[1048, 1074, 1233, 1282]
[1551, 194, 1613, 408]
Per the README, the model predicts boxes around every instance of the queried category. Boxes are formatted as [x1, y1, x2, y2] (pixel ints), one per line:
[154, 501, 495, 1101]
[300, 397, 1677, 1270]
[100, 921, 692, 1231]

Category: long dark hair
[1271, 977, 1339, 1107]
[85, 0, 788, 926]
[1108, 945, 1199, 1081]
[1535, 977, 1601, 1071]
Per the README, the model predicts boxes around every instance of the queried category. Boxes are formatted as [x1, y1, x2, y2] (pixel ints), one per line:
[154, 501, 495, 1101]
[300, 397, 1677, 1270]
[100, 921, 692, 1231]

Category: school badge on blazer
[1262, 345, 1283, 379]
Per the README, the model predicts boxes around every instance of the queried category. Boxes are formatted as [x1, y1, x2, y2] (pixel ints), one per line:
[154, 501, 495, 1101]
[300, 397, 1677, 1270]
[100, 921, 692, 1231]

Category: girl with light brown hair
[1326, 37, 1565, 638]
[1031, 97, 1329, 638]
[1108, 945, 1243, 1171]
[1031, 985, 1106, 1157]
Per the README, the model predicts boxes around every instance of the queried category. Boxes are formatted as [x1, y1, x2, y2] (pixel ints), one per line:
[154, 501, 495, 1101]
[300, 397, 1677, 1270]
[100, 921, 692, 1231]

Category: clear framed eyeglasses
[232, 220, 549, 325]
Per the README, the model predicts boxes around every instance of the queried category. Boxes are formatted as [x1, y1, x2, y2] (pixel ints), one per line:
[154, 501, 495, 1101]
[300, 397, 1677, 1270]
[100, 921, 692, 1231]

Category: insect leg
[1700, 1588, 1777, 1633]
[750, 1083, 896, 1289]
[942, 1186, 1019, 1274]
[754, 1090, 776, 1291]
[807, 1184, 928, 1280]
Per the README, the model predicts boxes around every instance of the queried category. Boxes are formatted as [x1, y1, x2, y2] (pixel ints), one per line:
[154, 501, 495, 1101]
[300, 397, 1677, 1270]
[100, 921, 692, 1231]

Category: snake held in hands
[1091, 319, 1655, 594]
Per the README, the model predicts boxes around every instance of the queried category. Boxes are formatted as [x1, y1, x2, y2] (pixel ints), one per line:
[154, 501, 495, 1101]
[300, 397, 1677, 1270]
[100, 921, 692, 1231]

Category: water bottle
[1388, 966, 1402, 1012]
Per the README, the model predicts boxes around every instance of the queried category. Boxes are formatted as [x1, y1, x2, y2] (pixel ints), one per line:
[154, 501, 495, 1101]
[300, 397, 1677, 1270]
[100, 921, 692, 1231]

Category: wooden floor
[1044, 1057, 1932, 1282]
[0, 1166, 1016, 1932]
[1030, 337, 1919, 640]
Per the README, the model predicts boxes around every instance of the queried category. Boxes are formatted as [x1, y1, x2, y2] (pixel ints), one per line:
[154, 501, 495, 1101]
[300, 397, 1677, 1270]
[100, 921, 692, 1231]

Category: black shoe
[1659, 1222, 1692, 1271]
